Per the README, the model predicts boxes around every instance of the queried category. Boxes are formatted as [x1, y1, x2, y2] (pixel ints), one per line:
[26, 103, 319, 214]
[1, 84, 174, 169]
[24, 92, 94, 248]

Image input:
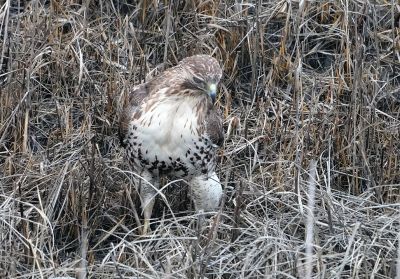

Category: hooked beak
[208, 83, 217, 103]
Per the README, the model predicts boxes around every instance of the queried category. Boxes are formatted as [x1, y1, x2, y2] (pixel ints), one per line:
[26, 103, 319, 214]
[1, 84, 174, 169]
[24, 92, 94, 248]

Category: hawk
[119, 55, 224, 234]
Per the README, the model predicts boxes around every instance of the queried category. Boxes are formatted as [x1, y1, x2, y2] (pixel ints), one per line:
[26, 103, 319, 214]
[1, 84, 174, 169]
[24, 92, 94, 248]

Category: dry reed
[0, 0, 399, 278]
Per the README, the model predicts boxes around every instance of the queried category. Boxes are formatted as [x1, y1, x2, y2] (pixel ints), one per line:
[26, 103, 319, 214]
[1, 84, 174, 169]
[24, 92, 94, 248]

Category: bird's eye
[193, 76, 204, 84]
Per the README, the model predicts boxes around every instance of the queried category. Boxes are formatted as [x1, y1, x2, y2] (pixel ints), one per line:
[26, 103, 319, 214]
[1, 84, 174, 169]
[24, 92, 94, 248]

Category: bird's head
[179, 55, 222, 103]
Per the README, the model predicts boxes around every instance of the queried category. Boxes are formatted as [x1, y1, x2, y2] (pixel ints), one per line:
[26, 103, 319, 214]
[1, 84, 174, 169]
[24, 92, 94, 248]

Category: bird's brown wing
[119, 84, 148, 146]
[205, 106, 224, 147]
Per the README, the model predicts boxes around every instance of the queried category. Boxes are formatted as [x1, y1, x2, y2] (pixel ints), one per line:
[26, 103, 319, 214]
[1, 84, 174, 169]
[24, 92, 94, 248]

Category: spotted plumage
[119, 55, 224, 234]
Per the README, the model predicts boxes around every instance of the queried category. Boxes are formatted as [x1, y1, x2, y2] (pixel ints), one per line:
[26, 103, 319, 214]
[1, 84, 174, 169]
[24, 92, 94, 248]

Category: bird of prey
[119, 55, 224, 234]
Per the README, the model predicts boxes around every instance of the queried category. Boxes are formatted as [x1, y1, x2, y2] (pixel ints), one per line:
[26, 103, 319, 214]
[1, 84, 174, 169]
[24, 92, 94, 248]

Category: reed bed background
[0, 0, 399, 278]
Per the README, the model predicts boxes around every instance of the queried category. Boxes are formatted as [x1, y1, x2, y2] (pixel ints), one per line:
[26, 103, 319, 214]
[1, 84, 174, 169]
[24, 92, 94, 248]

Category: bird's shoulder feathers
[119, 83, 148, 146]
[205, 103, 224, 147]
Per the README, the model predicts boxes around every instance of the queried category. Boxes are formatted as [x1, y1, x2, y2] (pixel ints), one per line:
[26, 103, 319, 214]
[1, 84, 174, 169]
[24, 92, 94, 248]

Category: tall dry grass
[0, 0, 399, 278]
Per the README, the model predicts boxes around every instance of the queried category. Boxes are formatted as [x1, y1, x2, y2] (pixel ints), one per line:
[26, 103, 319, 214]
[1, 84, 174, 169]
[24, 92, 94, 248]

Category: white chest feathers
[125, 94, 216, 178]
[137, 96, 202, 153]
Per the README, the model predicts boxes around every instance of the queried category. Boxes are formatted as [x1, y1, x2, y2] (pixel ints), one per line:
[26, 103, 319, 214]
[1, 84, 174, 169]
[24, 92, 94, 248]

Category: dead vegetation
[0, 0, 399, 278]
